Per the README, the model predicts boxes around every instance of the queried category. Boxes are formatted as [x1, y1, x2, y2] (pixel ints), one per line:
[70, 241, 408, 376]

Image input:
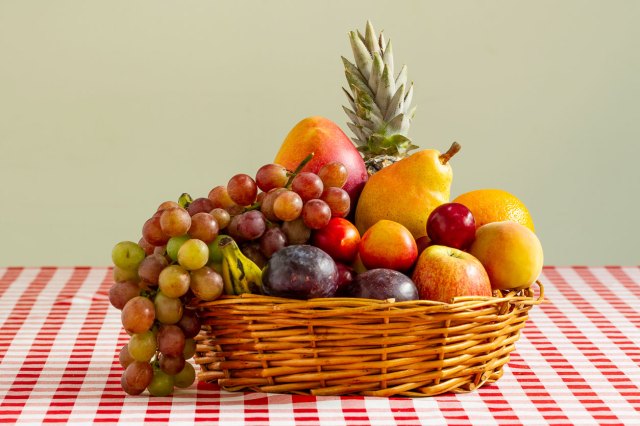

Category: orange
[452, 189, 535, 232]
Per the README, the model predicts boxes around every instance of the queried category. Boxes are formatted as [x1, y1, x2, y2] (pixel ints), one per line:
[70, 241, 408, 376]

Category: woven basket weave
[194, 282, 543, 397]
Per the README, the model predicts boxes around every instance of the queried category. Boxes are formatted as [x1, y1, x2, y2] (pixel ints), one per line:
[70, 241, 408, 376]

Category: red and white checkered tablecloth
[0, 266, 638, 425]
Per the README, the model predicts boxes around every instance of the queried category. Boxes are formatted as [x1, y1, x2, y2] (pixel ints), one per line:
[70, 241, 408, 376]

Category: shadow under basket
[193, 282, 543, 397]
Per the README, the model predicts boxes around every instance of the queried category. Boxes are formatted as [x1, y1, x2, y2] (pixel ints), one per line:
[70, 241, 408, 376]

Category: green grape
[207, 235, 225, 264]
[147, 369, 175, 397]
[167, 235, 190, 262]
[174, 363, 196, 388]
[113, 266, 139, 283]
[154, 292, 183, 325]
[128, 331, 157, 362]
[183, 338, 196, 359]
[158, 265, 190, 298]
[177, 239, 209, 271]
[112, 241, 146, 271]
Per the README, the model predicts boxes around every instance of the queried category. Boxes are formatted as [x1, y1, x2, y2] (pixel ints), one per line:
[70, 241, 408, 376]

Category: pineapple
[342, 21, 418, 175]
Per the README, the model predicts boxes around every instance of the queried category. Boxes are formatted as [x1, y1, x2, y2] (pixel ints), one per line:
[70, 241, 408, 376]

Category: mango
[274, 116, 368, 204]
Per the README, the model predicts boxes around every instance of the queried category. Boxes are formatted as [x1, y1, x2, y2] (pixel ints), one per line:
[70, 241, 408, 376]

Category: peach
[469, 221, 543, 290]
[358, 220, 418, 272]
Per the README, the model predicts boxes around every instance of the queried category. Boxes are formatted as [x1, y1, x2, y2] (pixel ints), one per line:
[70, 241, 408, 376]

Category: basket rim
[195, 281, 544, 313]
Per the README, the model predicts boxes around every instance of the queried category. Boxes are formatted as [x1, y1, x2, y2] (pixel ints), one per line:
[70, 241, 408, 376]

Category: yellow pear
[355, 143, 460, 239]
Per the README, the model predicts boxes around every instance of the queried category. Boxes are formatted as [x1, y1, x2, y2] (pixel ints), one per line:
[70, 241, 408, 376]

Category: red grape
[109, 280, 140, 310]
[273, 191, 303, 221]
[157, 325, 186, 357]
[260, 188, 287, 221]
[190, 267, 224, 301]
[207, 186, 236, 210]
[160, 208, 191, 236]
[301, 199, 332, 229]
[121, 296, 155, 334]
[259, 227, 287, 258]
[256, 164, 288, 192]
[318, 161, 348, 188]
[291, 172, 323, 202]
[122, 361, 153, 395]
[227, 174, 257, 206]
[321, 187, 350, 218]
[187, 197, 214, 216]
[142, 216, 170, 246]
[210, 208, 230, 230]
[138, 253, 168, 285]
[188, 212, 219, 243]
[159, 354, 186, 375]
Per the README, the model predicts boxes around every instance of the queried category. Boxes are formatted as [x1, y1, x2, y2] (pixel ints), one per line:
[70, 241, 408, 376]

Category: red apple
[426, 203, 476, 250]
[411, 245, 492, 303]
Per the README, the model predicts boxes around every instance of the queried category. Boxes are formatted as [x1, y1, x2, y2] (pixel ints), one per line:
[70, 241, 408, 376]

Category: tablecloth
[0, 266, 638, 425]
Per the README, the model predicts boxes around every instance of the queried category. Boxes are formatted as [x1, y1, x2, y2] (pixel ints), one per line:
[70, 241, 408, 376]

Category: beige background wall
[1, 1, 638, 266]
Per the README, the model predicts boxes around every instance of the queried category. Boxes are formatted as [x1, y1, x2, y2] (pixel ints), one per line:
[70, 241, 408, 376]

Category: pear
[354, 143, 461, 239]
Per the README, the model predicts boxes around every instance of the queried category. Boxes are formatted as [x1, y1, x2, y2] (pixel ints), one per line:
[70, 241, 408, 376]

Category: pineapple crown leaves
[342, 21, 418, 159]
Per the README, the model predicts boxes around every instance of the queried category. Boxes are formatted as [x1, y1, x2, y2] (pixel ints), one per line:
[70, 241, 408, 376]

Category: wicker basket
[193, 282, 543, 397]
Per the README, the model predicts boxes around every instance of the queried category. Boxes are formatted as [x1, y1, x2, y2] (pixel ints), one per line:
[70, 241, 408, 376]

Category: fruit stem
[439, 142, 461, 165]
[178, 193, 193, 209]
[285, 152, 315, 187]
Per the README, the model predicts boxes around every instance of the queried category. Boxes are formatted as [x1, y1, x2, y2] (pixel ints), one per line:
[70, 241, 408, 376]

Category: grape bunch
[110, 156, 350, 396]
[218, 158, 351, 267]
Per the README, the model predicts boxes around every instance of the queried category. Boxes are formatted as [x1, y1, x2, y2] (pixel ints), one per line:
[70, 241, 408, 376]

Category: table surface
[0, 266, 638, 425]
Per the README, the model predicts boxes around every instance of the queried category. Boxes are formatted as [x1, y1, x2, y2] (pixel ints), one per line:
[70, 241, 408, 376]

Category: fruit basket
[193, 281, 543, 397]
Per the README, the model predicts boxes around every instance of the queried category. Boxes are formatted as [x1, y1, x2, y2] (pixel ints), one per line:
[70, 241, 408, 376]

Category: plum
[344, 269, 419, 301]
[262, 245, 339, 299]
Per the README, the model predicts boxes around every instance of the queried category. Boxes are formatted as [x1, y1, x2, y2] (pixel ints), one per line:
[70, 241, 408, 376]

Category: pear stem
[439, 142, 461, 165]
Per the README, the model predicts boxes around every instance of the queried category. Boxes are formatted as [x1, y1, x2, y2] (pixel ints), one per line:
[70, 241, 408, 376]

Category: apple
[426, 203, 476, 250]
[359, 220, 418, 272]
[469, 221, 543, 290]
[411, 245, 492, 303]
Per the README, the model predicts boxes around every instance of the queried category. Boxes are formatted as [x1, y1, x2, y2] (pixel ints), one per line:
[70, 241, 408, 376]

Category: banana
[218, 236, 263, 295]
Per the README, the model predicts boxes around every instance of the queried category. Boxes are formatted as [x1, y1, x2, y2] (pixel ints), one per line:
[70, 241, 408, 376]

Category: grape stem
[178, 193, 194, 209]
[439, 142, 461, 165]
[284, 152, 315, 188]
